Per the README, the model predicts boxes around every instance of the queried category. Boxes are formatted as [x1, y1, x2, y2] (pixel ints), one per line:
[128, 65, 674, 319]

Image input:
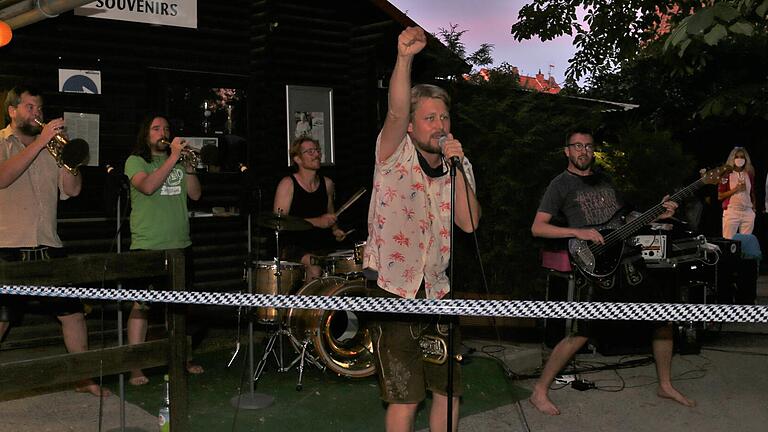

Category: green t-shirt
[125, 154, 191, 250]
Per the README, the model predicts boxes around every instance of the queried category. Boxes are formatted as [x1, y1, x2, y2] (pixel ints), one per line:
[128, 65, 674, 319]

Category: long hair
[725, 146, 755, 177]
[132, 114, 167, 163]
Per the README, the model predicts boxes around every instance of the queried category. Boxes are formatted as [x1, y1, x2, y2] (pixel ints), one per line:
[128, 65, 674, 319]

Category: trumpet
[33, 118, 89, 176]
[158, 138, 201, 168]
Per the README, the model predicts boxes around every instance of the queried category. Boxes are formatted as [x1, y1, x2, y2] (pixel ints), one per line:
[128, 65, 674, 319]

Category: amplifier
[634, 234, 667, 260]
[669, 235, 706, 260]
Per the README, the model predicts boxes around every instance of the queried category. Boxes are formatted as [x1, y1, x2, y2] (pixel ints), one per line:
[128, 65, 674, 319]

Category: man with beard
[124, 114, 202, 384]
[529, 128, 694, 415]
[273, 136, 346, 280]
[363, 26, 481, 432]
[0, 85, 109, 397]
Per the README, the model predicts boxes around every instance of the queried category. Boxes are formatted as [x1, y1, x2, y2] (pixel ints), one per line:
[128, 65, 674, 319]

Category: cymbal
[257, 212, 312, 231]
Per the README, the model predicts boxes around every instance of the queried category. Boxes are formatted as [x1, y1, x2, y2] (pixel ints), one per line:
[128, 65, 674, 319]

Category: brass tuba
[33, 118, 89, 176]
[158, 138, 201, 168]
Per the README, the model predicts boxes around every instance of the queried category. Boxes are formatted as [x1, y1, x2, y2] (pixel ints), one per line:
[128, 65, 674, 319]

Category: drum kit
[247, 211, 374, 391]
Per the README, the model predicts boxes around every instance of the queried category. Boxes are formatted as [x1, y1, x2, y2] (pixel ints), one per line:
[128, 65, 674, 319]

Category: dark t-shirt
[538, 170, 623, 228]
[281, 174, 335, 259]
[538, 170, 673, 308]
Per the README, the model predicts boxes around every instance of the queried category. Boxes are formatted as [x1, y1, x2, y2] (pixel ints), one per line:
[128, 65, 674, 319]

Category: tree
[662, 1, 768, 119]
[436, 23, 495, 71]
[510, 0, 702, 82]
[511, 1, 768, 119]
[511, 1, 767, 79]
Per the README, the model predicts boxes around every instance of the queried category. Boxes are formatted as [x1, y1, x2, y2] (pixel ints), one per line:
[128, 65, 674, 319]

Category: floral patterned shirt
[363, 133, 476, 299]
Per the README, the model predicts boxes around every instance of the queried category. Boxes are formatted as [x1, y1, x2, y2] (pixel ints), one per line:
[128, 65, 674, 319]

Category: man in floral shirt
[364, 26, 481, 432]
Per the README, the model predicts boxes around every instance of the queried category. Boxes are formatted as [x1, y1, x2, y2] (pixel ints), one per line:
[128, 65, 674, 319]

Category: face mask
[735, 158, 746, 168]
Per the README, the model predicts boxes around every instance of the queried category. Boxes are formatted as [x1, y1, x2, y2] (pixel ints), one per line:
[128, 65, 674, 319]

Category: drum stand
[251, 226, 325, 390]
[252, 320, 325, 390]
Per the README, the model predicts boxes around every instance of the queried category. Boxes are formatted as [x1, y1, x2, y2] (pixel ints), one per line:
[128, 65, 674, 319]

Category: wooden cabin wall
[0, 0, 419, 292]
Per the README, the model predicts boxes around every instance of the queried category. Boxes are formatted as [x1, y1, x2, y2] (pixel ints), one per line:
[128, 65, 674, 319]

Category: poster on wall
[75, 0, 197, 29]
[285, 85, 334, 166]
[59, 69, 101, 94]
[64, 112, 100, 167]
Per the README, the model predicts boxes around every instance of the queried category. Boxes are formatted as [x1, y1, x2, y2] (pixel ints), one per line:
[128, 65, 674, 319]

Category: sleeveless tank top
[282, 174, 333, 259]
[289, 174, 328, 218]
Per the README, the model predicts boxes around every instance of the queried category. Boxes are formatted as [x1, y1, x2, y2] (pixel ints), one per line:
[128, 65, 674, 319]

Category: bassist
[529, 128, 695, 416]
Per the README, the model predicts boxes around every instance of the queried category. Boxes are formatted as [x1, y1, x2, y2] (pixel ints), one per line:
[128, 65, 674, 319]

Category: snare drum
[324, 241, 366, 277]
[325, 250, 358, 276]
[253, 260, 304, 323]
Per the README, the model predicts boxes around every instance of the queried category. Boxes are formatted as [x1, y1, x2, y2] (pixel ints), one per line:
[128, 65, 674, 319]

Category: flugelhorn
[33, 118, 89, 176]
[158, 138, 201, 168]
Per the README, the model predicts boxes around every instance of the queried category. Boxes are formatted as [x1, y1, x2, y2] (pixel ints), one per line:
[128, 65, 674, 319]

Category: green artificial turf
[121, 347, 529, 431]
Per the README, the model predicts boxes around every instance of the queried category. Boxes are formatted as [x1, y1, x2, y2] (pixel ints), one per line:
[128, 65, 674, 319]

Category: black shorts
[0, 247, 84, 320]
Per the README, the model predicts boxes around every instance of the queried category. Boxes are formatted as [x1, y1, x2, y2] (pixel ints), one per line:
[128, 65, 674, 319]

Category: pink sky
[389, 0, 577, 84]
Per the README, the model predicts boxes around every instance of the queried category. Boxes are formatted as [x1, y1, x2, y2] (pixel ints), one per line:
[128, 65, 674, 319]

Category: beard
[18, 119, 42, 137]
[570, 154, 594, 171]
[412, 134, 442, 155]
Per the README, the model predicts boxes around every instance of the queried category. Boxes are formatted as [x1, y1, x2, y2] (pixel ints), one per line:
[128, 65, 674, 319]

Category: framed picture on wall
[285, 85, 334, 166]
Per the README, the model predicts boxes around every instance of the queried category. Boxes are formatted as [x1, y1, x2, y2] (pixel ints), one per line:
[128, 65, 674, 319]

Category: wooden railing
[0, 250, 190, 431]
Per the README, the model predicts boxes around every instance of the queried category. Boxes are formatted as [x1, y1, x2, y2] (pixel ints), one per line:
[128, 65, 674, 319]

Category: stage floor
[0, 279, 765, 431]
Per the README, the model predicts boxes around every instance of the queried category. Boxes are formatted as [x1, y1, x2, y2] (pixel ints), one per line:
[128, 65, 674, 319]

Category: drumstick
[335, 187, 366, 217]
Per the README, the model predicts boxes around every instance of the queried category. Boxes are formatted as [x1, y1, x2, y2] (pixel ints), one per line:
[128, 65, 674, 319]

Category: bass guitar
[568, 166, 729, 282]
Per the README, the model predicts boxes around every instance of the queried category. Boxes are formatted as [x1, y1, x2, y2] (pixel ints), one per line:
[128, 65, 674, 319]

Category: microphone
[438, 134, 461, 167]
[238, 163, 260, 192]
[105, 164, 129, 189]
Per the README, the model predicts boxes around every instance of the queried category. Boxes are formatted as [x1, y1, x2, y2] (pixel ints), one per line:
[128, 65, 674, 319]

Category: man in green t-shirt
[124, 115, 202, 384]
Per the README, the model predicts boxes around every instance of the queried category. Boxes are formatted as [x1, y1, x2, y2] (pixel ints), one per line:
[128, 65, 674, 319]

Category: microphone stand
[446, 157, 457, 432]
[104, 168, 129, 432]
[229, 173, 274, 409]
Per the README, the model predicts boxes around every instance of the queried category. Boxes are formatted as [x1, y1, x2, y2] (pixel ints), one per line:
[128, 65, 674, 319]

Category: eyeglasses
[302, 148, 321, 155]
[568, 142, 595, 152]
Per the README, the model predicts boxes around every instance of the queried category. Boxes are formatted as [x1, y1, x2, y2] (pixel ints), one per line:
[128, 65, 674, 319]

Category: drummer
[273, 136, 346, 280]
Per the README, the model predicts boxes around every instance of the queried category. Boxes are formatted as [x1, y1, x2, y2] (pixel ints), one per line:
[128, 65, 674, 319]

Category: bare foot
[75, 380, 112, 397]
[529, 390, 561, 415]
[186, 362, 204, 374]
[658, 385, 696, 407]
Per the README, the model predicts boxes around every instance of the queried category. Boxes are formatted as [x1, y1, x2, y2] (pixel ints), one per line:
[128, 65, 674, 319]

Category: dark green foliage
[595, 123, 695, 209]
[448, 68, 694, 298]
[450, 78, 587, 297]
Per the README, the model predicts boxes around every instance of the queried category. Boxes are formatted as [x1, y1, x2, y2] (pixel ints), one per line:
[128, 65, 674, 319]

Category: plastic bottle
[158, 374, 170, 432]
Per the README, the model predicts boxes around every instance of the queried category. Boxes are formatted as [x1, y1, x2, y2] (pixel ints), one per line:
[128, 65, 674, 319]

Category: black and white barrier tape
[2, 285, 767, 322]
